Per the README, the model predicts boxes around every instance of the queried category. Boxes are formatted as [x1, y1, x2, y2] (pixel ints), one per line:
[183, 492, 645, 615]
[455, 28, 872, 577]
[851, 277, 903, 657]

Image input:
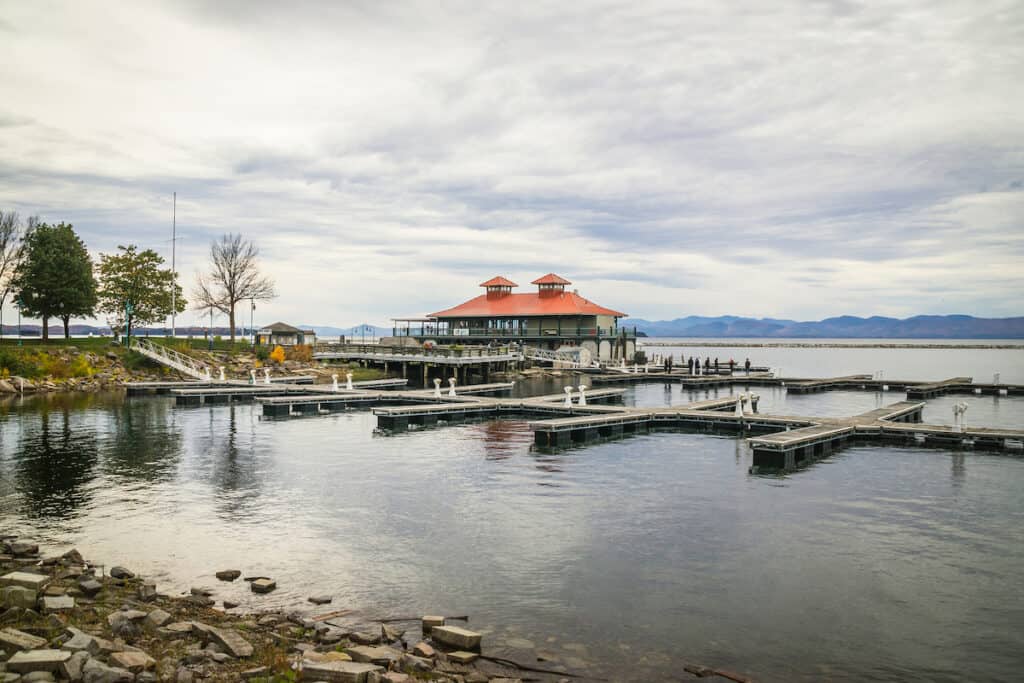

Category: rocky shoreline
[0, 536, 586, 683]
[0, 537, 759, 683]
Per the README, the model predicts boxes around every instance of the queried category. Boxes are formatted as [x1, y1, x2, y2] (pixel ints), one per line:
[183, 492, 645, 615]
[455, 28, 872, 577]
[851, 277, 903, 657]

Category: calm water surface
[2, 347, 1024, 682]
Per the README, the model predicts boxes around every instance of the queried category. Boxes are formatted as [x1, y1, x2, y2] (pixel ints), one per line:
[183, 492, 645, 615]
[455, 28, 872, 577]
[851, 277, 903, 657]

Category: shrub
[255, 345, 270, 361]
[287, 344, 313, 362]
[633, 350, 648, 365]
[269, 345, 286, 364]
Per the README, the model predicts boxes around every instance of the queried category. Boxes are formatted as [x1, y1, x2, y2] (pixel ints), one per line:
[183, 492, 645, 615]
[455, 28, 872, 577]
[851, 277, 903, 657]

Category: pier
[314, 343, 519, 386]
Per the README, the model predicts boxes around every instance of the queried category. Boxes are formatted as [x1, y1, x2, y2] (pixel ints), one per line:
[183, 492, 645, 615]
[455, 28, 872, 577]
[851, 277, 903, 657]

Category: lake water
[2, 344, 1024, 682]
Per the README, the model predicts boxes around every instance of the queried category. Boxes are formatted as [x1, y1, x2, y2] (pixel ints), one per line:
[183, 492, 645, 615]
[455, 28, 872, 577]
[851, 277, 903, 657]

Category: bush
[255, 345, 270, 361]
[269, 345, 286, 364]
[633, 350, 648, 365]
[287, 344, 313, 362]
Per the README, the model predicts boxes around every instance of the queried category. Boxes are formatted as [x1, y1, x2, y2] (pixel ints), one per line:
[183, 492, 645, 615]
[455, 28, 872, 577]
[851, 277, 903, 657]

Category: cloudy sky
[1, 0, 1021, 328]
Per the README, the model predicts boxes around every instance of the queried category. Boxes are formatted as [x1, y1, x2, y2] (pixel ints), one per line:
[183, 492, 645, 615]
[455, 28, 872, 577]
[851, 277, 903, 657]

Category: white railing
[522, 346, 599, 368]
[132, 338, 211, 380]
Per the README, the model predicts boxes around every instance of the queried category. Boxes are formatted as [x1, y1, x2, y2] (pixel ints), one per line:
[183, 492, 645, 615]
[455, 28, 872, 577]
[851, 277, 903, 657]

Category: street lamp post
[250, 298, 255, 347]
[125, 301, 133, 349]
[209, 308, 213, 351]
[16, 298, 22, 347]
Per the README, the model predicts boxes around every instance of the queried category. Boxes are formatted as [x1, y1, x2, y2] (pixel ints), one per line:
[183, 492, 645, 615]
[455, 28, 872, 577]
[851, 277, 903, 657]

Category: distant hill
[628, 315, 1024, 339]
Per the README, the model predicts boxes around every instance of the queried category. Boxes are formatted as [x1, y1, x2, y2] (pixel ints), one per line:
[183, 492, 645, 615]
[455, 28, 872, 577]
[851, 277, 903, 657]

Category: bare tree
[193, 233, 276, 342]
[0, 211, 35, 338]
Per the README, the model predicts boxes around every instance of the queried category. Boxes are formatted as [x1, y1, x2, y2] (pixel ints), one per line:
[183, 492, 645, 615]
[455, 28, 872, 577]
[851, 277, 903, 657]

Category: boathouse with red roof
[392, 274, 636, 361]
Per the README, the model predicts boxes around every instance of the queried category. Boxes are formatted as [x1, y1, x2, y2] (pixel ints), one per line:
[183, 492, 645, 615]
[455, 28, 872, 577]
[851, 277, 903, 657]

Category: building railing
[314, 342, 518, 359]
[390, 326, 637, 339]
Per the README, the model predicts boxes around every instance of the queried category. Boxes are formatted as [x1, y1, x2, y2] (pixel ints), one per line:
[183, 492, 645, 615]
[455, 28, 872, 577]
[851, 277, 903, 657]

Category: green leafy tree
[97, 245, 185, 342]
[11, 222, 97, 340]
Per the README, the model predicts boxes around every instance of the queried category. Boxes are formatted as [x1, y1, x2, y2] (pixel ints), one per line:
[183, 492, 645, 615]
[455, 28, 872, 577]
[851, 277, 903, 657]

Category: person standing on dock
[745, 357, 751, 375]
[704, 357, 710, 372]
[688, 356, 694, 375]
[714, 357, 720, 373]
[729, 358, 735, 374]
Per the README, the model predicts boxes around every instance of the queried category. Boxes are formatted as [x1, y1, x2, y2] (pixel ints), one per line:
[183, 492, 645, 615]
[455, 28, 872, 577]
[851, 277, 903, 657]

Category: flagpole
[171, 192, 176, 338]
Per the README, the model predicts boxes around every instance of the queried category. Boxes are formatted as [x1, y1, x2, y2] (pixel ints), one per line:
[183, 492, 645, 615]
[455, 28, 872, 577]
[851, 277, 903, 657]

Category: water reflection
[103, 397, 182, 480]
[10, 398, 98, 519]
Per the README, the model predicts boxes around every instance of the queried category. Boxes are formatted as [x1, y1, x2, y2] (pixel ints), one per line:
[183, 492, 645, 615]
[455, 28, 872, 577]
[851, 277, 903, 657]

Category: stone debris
[249, 578, 276, 594]
[421, 615, 445, 634]
[412, 641, 435, 658]
[301, 659, 383, 683]
[108, 567, 134, 580]
[61, 627, 102, 655]
[447, 650, 479, 664]
[137, 581, 157, 602]
[7, 649, 72, 673]
[206, 625, 254, 658]
[77, 578, 103, 597]
[41, 595, 75, 613]
[215, 570, 241, 582]
[342, 645, 403, 666]
[109, 650, 157, 673]
[0, 627, 48, 651]
[430, 625, 482, 650]
[0, 572, 49, 591]
[1, 585, 38, 609]
[308, 594, 333, 604]
[143, 608, 172, 630]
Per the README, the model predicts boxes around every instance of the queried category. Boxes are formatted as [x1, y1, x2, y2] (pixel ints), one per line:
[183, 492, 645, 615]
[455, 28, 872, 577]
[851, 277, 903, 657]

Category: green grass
[0, 337, 116, 349]
[146, 337, 256, 352]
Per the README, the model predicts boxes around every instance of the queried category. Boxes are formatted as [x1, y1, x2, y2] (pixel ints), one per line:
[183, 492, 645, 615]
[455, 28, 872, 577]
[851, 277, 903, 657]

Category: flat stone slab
[342, 645, 402, 666]
[0, 627, 48, 651]
[7, 649, 72, 673]
[421, 615, 445, 634]
[430, 625, 482, 650]
[300, 660, 383, 683]
[208, 626, 254, 658]
[110, 650, 156, 672]
[0, 572, 48, 590]
[77, 578, 103, 597]
[41, 595, 74, 612]
[447, 650, 479, 664]
[216, 570, 241, 581]
[308, 595, 332, 605]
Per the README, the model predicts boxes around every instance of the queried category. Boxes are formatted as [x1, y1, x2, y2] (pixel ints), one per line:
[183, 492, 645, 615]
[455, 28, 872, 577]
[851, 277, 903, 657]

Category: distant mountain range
[3, 315, 1022, 340]
[627, 315, 1024, 339]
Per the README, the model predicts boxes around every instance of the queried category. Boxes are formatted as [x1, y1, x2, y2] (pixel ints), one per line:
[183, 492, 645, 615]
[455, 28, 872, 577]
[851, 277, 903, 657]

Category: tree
[193, 233, 275, 342]
[97, 245, 186, 343]
[0, 210, 29, 338]
[11, 222, 97, 340]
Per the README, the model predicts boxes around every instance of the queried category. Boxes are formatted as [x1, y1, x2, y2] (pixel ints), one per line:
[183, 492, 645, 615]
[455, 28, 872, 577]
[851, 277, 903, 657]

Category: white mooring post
[577, 385, 587, 406]
[433, 378, 443, 399]
[644, 363, 649, 374]
[564, 386, 574, 407]
[263, 368, 271, 384]
[204, 368, 212, 381]
[249, 369, 256, 385]
[745, 393, 757, 415]
[219, 366, 226, 382]
[734, 394, 744, 417]
[332, 374, 339, 392]
[448, 377, 457, 397]
[994, 372, 1000, 385]
[346, 372, 354, 390]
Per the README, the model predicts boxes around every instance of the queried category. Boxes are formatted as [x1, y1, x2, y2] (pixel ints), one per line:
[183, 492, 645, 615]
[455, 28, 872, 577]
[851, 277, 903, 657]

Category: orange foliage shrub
[269, 345, 286, 364]
[287, 344, 313, 362]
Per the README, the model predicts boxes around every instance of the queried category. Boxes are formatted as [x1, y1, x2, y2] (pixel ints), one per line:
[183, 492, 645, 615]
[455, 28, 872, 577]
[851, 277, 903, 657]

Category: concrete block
[430, 625, 482, 650]
[447, 650, 478, 664]
[7, 649, 72, 674]
[0, 573, 48, 591]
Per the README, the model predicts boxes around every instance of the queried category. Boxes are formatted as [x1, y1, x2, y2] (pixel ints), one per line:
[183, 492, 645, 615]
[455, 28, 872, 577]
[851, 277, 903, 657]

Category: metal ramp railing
[132, 338, 211, 380]
[522, 345, 599, 368]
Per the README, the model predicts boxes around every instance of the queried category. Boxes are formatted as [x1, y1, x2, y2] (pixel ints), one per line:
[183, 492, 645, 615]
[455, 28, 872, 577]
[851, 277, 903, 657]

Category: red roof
[429, 291, 626, 318]
[479, 276, 518, 287]
[532, 273, 572, 285]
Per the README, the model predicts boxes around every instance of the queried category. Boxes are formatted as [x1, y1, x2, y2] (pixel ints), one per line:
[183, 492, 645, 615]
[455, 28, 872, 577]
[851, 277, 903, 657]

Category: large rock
[82, 657, 133, 683]
[0, 627, 48, 651]
[341, 646, 402, 666]
[61, 627, 101, 655]
[7, 649, 72, 674]
[1, 586, 38, 610]
[215, 570, 240, 582]
[144, 609, 171, 630]
[7, 543, 38, 558]
[430, 625, 481, 650]
[77, 578, 102, 598]
[0, 573, 48, 591]
[420, 616, 444, 635]
[300, 660, 383, 683]
[206, 626, 253, 658]
[106, 609, 146, 628]
[137, 582, 156, 602]
[107, 568, 134, 580]
[447, 650, 478, 664]
[63, 650, 90, 682]
[109, 651, 155, 673]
